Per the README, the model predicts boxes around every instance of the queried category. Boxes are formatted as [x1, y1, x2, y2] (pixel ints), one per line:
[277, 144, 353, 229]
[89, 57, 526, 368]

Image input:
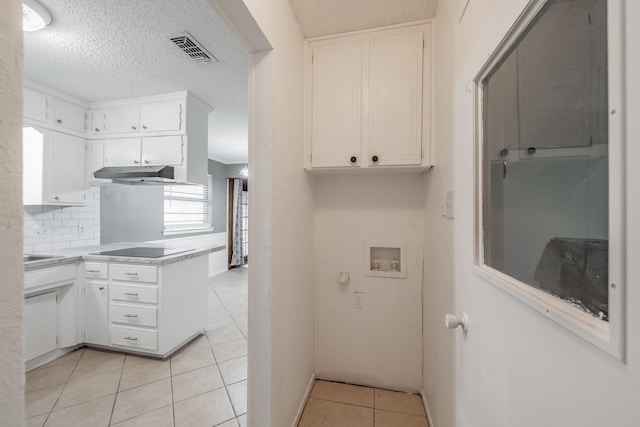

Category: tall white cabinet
[305, 22, 432, 172]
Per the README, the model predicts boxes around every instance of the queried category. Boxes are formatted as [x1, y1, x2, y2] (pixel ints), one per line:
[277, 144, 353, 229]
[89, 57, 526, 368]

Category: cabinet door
[368, 29, 424, 166]
[51, 97, 86, 133]
[24, 87, 48, 123]
[104, 138, 142, 166]
[140, 102, 182, 133]
[103, 107, 140, 134]
[84, 284, 109, 345]
[91, 110, 105, 135]
[141, 136, 183, 166]
[309, 39, 363, 168]
[47, 132, 86, 205]
[24, 291, 58, 361]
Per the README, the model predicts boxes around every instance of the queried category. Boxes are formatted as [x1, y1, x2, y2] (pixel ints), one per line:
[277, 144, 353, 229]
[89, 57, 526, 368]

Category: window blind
[163, 174, 213, 233]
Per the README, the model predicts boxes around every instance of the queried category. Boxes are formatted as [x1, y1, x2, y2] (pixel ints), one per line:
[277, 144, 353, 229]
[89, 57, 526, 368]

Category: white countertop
[24, 235, 225, 271]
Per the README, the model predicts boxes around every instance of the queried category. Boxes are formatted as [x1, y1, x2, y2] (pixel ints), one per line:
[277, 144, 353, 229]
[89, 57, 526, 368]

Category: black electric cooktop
[90, 247, 194, 258]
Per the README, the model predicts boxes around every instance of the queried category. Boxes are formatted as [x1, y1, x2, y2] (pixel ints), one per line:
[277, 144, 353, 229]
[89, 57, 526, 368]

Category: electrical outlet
[353, 292, 364, 309]
[78, 225, 86, 236]
[33, 227, 49, 238]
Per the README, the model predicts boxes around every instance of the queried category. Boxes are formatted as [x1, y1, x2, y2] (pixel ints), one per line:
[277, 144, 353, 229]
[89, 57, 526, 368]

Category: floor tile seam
[24, 384, 64, 418]
[212, 415, 239, 427]
[118, 372, 172, 393]
[69, 362, 125, 383]
[171, 382, 227, 405]
[307, 396, 375, 410]
[373, 407, 428, 417]
[107, 359, 125, 427]
[169, 355, 177, 427]
[108, 403, 173, 427]
[28, 354, 80, 374]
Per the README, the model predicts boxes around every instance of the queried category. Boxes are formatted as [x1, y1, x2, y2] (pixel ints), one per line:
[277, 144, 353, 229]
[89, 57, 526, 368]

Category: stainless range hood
[94, 166, 176, 184]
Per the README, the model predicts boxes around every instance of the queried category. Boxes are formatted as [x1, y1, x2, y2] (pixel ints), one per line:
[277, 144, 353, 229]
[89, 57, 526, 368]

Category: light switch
[353, 292, 364, 309]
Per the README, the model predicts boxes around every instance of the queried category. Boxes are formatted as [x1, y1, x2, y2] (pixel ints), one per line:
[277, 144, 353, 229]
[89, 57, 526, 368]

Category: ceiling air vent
[168, 32, 218, 63]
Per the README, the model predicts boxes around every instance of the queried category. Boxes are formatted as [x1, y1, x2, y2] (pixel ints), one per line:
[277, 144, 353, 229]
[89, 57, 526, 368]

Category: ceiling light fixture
[23, 0, 52, 32]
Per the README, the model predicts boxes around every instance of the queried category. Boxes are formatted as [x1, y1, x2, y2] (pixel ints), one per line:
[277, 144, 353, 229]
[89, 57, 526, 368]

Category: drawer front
[25, 263, 76, 290]
[84, 262, 108, 280]
[111, 325, 157, 351]
[111, 283, 157, 304]
[111, 303, 157, 327]
[110, 264, 157, 283]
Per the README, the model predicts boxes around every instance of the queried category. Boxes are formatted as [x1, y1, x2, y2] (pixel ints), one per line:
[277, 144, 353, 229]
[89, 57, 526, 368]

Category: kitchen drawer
[25, 263, 76, 291]
[111, 325, 158, 351]
[84, 262, 108, 280]
[110, 264, 157, 283]
[111, 303, 157, 327]
[110, 283, 157, 304]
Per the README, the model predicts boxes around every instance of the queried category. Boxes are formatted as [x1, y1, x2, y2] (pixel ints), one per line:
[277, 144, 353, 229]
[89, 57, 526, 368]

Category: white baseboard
[292, 372, 316, 427]
[421, 390, 435, 427]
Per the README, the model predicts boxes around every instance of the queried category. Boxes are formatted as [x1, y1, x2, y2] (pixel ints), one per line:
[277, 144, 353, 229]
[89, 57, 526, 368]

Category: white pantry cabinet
[103, 135, 184, 167]
[305, 22, 432, 172]
[23, 126, 86, 206]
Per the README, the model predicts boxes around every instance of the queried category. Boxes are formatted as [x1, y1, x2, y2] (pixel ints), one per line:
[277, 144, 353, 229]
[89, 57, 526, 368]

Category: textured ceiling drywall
[24, 0, 249, 163]
[289, 0, 438, 37]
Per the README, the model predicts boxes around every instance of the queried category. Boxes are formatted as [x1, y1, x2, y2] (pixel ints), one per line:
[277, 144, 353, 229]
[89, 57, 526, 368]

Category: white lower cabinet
[83, 283, 110, 346]
[24, 292, 58, 361]
[79, 256, 207, 357]
[24, 263, 80, 366]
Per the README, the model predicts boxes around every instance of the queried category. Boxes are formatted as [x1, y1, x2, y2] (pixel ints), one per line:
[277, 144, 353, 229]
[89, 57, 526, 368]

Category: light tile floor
[298, 380, 429, 427]
[25, 266, 249, 427]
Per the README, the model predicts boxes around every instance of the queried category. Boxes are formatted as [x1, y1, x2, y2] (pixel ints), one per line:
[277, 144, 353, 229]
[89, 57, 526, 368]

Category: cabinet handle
[94, 128, 100, 132]
[56, 119, 62, 124]
[527, 147, 536, 155]
[371, 155, 379, 163]
[133, 160, 140, 164]
[53, 196, 59, 201]
[124, 336, 138, 341]
[142, 125, 148, 130]
[131, 125, 137, 130]
[124, 314, 138, 318]
[124, 272, 138, 276]
[124, 292, 138, 296]
[86, 269, 100, 273]
[144, 160, 150, 164]
[350, 156, 357, 164]
[99, 287, 105, 291]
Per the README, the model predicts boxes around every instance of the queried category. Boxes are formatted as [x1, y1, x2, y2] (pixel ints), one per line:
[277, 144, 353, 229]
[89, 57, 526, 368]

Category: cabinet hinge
[55, 293, 60, 303]
[311, 54, 314, 63]
[56, 336, 59, 345]
[423, 39, 426, 49]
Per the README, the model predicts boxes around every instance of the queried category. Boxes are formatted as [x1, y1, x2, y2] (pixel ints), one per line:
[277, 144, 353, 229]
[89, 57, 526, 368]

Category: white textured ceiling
[24, 0, 249, 164]
[289, 0, 438, 38]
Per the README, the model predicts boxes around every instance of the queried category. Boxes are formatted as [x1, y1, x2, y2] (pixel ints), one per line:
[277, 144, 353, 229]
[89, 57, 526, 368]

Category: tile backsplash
[23, 187, 101, 253]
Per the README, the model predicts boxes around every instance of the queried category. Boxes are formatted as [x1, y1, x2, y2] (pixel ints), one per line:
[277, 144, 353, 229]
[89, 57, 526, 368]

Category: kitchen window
[474, 0, 625, 359]
[163, 174, 214, 235]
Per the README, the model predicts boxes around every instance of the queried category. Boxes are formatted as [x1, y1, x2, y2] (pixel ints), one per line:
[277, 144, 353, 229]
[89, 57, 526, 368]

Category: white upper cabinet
[104, 136, 184, 167]
[24, 87, 48, 123]
[51, 97, 86, 134]
[140, 102, 182, 133]
[24, 82, 88, 137]
[104, 138, 142, 166]
[23, 126, 86, 206]
[101, 107, 140, 134]
[93, 100, 183, 136]
[368, 29, 424, 167]
[309, 39, 364, 168]
[305, 22, 432, 172]
[141, 136, 184, 166]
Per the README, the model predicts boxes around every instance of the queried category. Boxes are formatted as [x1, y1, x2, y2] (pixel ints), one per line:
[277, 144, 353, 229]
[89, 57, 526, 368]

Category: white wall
[421, 2, 458, 426]
[227, 1, 316, 426]
[24, 187, 101, 253]
[428, 0, 640, 426]
[0, 0, 25, 424]
[315, 175, 424, 392]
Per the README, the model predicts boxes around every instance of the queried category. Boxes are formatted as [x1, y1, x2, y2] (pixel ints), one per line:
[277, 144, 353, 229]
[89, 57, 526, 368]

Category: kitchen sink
[23, 254, 63, 263]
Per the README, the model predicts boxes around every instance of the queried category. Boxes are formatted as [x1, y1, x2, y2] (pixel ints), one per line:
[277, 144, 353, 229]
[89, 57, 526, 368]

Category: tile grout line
[169, 352, 177, 427]
[106, 352, 126, 426]
[204, 330, 241, 426]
